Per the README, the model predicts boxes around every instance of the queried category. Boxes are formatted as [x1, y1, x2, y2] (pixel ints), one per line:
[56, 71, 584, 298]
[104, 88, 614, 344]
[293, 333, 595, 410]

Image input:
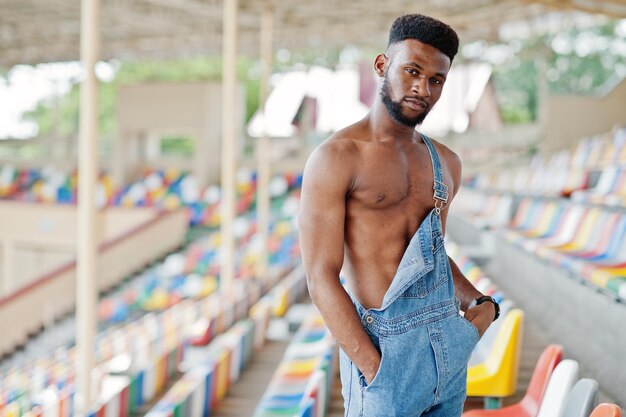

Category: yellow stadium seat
[272, 288, 290, 317]
[278, 357, 321, 376]
[590, 267, 626, 287]
[214, 349, 231, 401]
[467, 309, 525, 406]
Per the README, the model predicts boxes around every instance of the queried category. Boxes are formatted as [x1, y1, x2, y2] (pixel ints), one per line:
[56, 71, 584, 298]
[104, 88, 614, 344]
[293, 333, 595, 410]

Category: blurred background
[0, 1, 625, 416]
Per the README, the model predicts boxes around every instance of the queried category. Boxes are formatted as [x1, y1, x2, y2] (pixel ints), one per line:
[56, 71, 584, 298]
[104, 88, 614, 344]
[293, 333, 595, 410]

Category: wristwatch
[468, 295, 500, 321]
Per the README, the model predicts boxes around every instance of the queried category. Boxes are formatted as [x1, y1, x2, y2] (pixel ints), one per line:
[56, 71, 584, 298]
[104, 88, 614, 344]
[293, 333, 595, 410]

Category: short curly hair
[388, 14, 459, 63]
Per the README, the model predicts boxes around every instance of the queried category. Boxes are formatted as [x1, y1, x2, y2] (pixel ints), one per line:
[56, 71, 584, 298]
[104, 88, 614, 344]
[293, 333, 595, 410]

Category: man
[298, 14, 500, 417]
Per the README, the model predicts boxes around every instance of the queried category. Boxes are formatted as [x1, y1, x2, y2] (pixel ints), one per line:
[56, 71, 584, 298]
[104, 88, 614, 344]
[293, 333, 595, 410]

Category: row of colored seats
[451, 189, 513, 230]
[468, 126, 626, 198]
[188, 265, 308, 346]
[469, 150, 589, 198]
[464, 344, 622, 417]
[452, 244, 624, 415]
[141, 264, 310, 417]
[0, 164, 303, 227]
[253, 309, 336, 417]
[0, 263, 306, 417]
[0, 167, 304, 415]
[571, 165, 626, 207]
[104, 267, 308, 416]
[450, 239, 624, 415]
[452, 187, 626, 302]
[143, 293, 275, 417]
[98, 212, 300, 324]
[0, 304, 185, 417]
[502, 198, 626, 301]
[449, 243, 525, 409]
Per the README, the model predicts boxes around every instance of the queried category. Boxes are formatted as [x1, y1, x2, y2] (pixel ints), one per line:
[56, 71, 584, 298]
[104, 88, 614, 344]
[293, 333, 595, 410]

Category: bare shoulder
[428, 137, 462, 190]
[314, 128, 361, 163]
[303, 124, 364, 187]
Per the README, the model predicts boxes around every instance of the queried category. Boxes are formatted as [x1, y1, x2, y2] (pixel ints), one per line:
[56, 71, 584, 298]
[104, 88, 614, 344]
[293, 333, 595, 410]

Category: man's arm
[298, 141, 381, 383]
[438, 143, 496, 336]
[447, 256, 495, 336]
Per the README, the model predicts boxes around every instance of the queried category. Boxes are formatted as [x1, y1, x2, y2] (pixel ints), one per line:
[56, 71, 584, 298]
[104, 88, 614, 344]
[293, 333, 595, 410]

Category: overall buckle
[433, 180, 448, 215]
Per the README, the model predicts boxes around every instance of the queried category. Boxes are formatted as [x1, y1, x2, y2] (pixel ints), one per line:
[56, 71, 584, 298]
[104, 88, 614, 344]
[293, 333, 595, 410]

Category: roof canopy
[2, 0, 626, 68]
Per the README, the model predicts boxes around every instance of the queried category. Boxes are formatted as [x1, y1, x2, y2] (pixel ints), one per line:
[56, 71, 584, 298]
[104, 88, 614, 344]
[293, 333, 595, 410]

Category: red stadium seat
[463, 344, 563, 417]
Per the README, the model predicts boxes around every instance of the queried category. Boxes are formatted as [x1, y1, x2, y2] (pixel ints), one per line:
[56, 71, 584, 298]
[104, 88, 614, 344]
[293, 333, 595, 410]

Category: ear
[374, 53, 387, 78]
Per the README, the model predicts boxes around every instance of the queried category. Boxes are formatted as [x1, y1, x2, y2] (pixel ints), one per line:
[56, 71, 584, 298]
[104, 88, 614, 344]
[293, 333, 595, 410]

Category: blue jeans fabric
[338, 134, 479, 417]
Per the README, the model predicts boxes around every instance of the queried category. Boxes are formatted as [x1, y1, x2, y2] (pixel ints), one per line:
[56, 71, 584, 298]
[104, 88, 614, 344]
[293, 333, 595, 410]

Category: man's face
[379, 39, 451, 127]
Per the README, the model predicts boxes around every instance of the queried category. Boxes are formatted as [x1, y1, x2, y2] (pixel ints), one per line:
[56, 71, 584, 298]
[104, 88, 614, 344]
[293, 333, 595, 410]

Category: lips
[404, 98, 428, 111]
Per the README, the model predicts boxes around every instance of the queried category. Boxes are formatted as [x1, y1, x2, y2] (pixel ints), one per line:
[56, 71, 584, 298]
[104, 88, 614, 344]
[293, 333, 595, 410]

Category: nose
[412, 76, 431, 98]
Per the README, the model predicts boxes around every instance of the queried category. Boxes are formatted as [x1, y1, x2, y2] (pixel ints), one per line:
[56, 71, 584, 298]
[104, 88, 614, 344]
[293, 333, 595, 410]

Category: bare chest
[349, 150, 442, 213]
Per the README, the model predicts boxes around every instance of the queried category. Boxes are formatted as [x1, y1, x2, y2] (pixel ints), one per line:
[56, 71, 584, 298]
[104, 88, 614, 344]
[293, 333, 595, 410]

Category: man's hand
[361, 355, 382, 385]
[464, 301, 495, 337]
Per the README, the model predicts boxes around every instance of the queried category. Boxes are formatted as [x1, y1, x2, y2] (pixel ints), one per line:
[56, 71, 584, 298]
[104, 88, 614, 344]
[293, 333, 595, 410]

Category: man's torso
[336, 123, 455, 309]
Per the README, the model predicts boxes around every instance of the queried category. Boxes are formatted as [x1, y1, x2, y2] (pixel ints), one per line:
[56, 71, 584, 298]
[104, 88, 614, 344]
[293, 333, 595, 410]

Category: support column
[76, 0, 100, 414]
[256, 4, 274, 283]
[220, 0, 238, 294]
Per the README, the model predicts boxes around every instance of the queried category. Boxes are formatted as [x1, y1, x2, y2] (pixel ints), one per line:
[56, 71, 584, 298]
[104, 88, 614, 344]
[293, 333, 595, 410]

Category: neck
[366, 97, 418, 142]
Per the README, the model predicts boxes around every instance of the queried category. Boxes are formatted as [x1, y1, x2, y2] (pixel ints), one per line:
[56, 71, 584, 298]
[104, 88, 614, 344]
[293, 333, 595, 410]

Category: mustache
[404, 96, 429, 108]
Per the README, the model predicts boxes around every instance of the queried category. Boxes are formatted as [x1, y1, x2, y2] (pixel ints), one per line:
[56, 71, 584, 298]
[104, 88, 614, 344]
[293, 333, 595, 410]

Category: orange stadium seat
[590, 404, 623, 417]
[463, 344, 563, 417]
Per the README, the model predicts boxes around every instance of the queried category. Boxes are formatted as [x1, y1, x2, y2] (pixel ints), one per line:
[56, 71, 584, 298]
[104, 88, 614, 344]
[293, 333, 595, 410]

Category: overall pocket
[459, 315, 481, 343]
[358, 335, 386, 392]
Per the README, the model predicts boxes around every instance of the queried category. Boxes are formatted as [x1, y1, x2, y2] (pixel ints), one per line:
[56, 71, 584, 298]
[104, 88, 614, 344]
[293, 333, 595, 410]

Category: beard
[380, 77, 430, 127]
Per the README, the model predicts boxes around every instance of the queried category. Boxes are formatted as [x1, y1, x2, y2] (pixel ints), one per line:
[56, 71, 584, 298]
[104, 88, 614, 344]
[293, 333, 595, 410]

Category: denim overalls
[339, 134, 479, 417]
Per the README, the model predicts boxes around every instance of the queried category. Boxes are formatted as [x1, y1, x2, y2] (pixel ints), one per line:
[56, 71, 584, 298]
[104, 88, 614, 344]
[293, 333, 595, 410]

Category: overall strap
[419, 132, 448, 215]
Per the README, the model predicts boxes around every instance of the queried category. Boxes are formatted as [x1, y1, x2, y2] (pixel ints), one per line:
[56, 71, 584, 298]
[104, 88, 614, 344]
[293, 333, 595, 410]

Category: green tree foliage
[492, 59, 538, 124]
[487, 20, 626, 124]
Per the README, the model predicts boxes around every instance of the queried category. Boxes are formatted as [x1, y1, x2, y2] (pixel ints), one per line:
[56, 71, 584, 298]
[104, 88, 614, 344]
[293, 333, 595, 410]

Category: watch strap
[474, 295, 500, 321]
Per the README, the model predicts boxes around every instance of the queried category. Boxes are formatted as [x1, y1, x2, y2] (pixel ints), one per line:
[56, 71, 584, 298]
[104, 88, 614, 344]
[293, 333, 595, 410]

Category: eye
[405, 68, 418, 75]
[431, 78, 443, 85]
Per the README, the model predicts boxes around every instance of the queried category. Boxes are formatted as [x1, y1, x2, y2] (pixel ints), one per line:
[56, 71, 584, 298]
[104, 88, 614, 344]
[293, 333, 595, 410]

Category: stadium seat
[302, 370, 327, 417]
[536, 359, 580, 417]
[467, 309, 525, 408]
[297, 398, 315, 417]
[463, 344, 563, 417]
[284, 338, 334, 359]
[523, 206, 587, 254]
[272, 287, 290, 317]
[572, 166, 624, 204]
[590, 404, 623, 417]
[277, 357, 323, 378]
[520, 202, 563, 239]
[543, 209, 602, 259]
[253, 310, 335, 417]
[561, 378, 599, 417]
